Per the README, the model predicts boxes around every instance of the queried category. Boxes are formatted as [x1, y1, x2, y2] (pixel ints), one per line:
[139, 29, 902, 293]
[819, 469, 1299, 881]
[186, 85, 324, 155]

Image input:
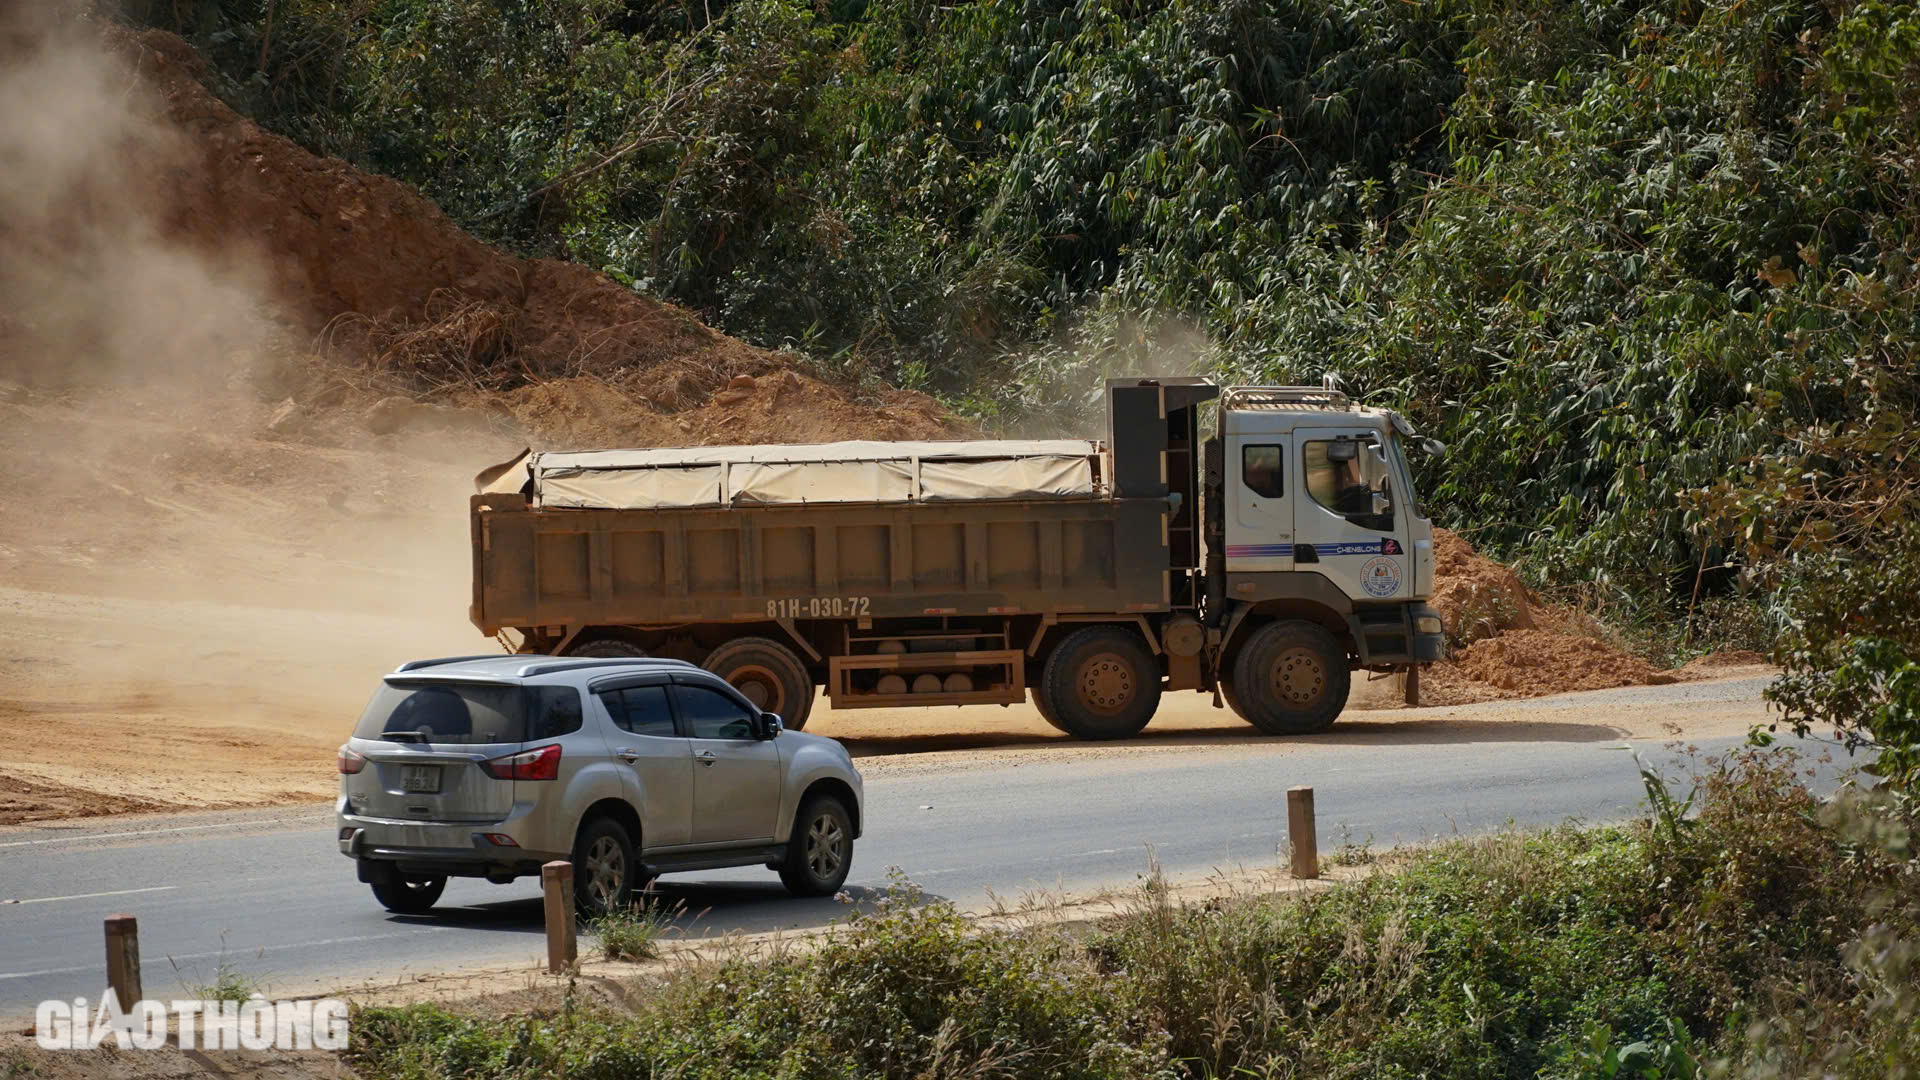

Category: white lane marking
[0, 817, 321, 849]
[0, 926, 451, 982]
[3, 885, 178, 906]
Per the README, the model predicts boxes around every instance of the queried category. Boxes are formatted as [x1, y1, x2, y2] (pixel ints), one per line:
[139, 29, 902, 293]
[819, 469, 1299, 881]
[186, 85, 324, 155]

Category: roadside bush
[346, 752, 1916, 1080]
[586, 903, 672, 962]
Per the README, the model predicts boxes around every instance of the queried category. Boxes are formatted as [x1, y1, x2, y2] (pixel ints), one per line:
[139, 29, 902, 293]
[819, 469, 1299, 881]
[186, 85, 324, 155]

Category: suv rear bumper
[338, 811, 567, 882]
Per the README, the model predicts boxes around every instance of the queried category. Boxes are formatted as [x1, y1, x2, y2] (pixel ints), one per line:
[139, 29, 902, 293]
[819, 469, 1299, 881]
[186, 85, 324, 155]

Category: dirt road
[0, 388, 1775, 826]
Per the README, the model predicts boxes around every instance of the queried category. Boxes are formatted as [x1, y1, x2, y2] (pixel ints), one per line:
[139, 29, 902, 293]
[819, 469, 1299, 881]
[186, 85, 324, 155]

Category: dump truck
[469, 378, 1445, 739]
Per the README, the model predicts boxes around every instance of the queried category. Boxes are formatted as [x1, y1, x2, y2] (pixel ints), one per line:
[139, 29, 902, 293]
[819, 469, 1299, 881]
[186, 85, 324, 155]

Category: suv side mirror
[759, 712, 783, 739]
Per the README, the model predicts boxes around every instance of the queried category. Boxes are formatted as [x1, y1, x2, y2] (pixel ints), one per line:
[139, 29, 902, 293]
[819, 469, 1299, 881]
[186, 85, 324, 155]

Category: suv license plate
[400, 765, 441, 793]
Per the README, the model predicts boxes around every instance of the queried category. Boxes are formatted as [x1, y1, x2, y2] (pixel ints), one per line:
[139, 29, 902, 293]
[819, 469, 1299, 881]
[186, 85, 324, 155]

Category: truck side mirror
[759, 712, 783, 739]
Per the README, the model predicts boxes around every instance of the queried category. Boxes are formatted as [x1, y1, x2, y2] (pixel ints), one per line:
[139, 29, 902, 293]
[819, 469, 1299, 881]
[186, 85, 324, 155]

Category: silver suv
[336, 655, 862, 914]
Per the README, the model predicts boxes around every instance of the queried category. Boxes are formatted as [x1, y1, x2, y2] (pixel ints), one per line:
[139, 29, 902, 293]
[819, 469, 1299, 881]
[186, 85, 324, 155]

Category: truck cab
[1219, 386, 1436, 609]
[1205, 385, 1444, 731]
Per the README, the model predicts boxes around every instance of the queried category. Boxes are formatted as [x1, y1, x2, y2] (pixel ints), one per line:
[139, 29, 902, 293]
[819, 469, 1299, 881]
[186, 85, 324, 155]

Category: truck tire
[1229, 621, 1350, 735]
[704, 637, 815, 730]
[1040, 626, 1162, 741]
[779, 792, 854, 896]
[567, 637, 648, 658]
[1031, 685, 1068, 733]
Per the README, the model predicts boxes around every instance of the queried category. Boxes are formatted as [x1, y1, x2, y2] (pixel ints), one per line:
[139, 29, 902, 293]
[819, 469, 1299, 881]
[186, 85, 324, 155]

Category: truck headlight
[1415, 615, 1444, 636]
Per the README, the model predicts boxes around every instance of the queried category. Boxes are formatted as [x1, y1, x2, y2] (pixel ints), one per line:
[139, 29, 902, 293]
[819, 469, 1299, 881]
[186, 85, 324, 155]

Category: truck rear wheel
[704, 637, 815, 730]
[566, 637, 648, 658]
[1040, 626, 1161, 741]
[1229, 621, 1350, 735]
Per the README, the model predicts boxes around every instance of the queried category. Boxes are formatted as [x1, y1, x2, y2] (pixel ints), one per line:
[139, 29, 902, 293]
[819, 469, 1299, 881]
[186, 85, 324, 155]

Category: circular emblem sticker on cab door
[1360, 556, 1402, 597]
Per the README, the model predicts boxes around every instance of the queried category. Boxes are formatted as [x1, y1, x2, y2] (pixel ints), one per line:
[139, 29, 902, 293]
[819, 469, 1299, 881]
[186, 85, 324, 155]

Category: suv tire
[779, 793, 853, 896]
[704, 637, 814, 730]
[371, 874, 446, 914]
[1229, 621, 1350, 735]
[1039, 626, 1162, 741]
[572, 817, 637, 915]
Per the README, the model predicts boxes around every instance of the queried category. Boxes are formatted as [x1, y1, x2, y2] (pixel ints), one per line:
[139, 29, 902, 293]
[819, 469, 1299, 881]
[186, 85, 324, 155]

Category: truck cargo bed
[471, 494, 1171, 633]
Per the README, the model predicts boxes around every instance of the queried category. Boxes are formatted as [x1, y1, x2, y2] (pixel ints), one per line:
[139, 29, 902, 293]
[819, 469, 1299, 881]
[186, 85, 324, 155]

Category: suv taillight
[337, 745, 366, 774]
[481, 744, 561, 781]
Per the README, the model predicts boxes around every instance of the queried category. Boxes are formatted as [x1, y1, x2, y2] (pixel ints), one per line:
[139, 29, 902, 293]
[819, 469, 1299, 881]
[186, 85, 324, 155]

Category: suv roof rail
[1220, 385, 1353, 411]
[515, 657, 699, 678]
[393, 654, 508, 672]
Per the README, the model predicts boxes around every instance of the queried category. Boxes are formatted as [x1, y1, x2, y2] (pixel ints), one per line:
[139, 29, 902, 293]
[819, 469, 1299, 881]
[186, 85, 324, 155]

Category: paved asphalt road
[0, 676, 1848, 1016]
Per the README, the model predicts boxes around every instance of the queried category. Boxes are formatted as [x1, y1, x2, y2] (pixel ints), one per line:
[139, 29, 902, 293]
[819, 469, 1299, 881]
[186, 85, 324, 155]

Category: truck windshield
[1303, 435, 1395, 532]
[351, 681, 582, 745]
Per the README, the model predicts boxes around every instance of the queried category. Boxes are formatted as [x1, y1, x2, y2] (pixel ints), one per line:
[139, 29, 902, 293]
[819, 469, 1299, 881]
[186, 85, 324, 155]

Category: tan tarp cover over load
[479, 440, 1106, 509]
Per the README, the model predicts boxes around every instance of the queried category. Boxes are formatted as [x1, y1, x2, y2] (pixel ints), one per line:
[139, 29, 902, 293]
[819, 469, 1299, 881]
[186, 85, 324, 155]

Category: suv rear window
[352, 681, 583, 745]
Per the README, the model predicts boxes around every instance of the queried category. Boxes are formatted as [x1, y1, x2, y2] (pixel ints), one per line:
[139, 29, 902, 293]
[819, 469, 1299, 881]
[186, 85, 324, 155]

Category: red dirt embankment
[70, 23, 957, 448]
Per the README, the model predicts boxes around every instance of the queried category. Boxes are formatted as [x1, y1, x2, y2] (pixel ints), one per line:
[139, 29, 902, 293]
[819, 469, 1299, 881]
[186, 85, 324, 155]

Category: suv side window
[672, 683, 758, 740]
[525, 687, 585, 740]
[598, 685, 676, 738]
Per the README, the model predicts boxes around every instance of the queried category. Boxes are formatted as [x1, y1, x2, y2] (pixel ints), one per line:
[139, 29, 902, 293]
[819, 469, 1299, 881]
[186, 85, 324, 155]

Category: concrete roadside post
[104, 913, 142, 1010]
[1287, 786, 1319, 880]
[541, 860, 577, 973]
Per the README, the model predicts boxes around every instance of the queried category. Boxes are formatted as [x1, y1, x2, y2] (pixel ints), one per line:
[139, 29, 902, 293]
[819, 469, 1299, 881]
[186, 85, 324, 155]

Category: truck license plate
[400, 765, 441, 793]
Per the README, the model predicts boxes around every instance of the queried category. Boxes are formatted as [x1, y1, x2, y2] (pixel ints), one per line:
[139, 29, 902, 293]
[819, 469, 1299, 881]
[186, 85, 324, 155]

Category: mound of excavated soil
[107, 27, 959, 445]
[126, 30, 722, 380]
[1429, 527, 1535, 644]
[1446, 628, 1672, 696]
[1414, 530, 1736, 707]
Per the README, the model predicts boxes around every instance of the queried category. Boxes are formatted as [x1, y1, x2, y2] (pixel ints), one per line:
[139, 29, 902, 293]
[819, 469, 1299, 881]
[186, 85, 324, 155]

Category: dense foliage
[345, 752, 1918, 1078]
[126, 0, 1918, 764]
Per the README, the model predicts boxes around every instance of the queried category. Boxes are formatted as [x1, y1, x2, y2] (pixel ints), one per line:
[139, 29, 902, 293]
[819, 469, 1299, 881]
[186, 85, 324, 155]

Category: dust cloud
[0, 6, 514, 823]
[0, 3, 267, 388]
[1007, 315, 1221, 440]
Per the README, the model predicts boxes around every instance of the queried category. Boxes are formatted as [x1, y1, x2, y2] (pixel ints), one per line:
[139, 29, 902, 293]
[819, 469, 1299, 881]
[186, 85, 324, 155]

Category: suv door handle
[694, 749, 717, 766]
[616, 748, 640, 763]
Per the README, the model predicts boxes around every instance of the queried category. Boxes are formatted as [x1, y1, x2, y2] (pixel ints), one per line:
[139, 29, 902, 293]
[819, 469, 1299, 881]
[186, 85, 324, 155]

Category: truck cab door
[1223, 436, 1295, 572]
[1292, 429, 1412, 601]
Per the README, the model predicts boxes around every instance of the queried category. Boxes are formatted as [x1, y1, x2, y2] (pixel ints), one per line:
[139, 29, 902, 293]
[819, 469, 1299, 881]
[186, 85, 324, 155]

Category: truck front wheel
[1040, 626, 1162, 741]
[704, 637, 815, 730]
[1228, 621, 1350, 735]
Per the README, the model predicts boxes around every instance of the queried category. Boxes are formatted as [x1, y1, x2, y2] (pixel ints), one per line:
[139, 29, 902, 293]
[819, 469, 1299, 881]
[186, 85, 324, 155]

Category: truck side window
[1303, 437, 1395, 531]
[1241, 445, 1284, 498]
[672, 684, 758, 740]
[599, 685, 676, 738]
